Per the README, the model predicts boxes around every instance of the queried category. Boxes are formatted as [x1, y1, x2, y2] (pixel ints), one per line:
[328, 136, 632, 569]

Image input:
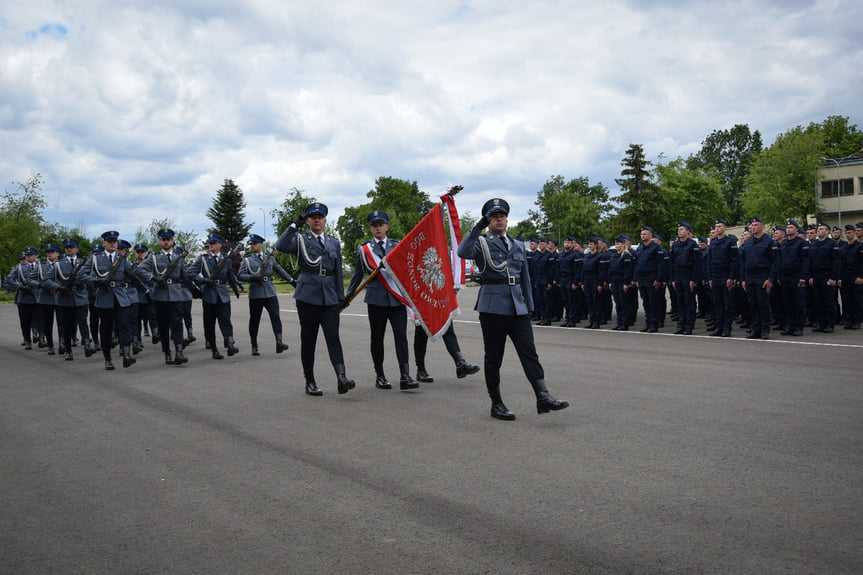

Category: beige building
[814, 155, 863, 229]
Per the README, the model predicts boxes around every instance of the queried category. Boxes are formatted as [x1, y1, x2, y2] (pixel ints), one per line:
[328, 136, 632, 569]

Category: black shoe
[792, 328, 803, 336]
[212, 349, 224, 360]
[152, 335, 161, 345]
[305, 381, 323, 396]
[226, 339, 240, 356]
[337, 377, 356, 395]
[538, 320, 551, 326]
[673, 327, 686, 335]
[710, 329, 724, 337]
[416, 369, 434, 383]
[536, 392, 569, 414]
[561, 322, 572, 327]
[721, 330, 731, 337]
[822, 327, 834, 333]
[617, 325, 628, 331]
[173, 350, 188, 365]
[24, 342, 32, 350]
[375, 374, 392, 389]
[780, 329, 794, 336]
[165, 353, 173, 365]
[183, 335, 196, 347]
[251, 346, 260, 356]
[47, 347, 55, 355]
[683, 328, 692, 335]
[275, 341, 288, 353]
[761, 333, 770, 340]
[647, 327, 658, 333]
[640, 327, 650, 332]
[64, 351, 74, 361]
[122, 354, 136, 368]
[400, 376, 420, 390]
[105, 359, 115, 370]
[850, 322, 861, 330]
[746, 332, 762, 339]
[455, 361, 480, 379]
[490, 402, 516, 421]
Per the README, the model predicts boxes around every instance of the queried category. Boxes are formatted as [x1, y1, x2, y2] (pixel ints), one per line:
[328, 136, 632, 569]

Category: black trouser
[638, 279, 663, 329]
[38, 303, 55, 348]
[136, 300, 151, 336]
[367, 303, 408, 373]
[745, 274, 772, 334]
[203, 300, 233, 347]
[183, 300, 193, 331]
[840, 275, 858, 324]
[479, 313, 543, 400]
[89, 301, 100, 344]
[58, 305, 89, 350]
[811, 275, 836, 329]
[155, 300, 185, 352]
[414, 323, 460, 366]
[17, 302, 36, 342]
[711, 277, 736, 331]
[673, 278, 696, 329]
[779, 276, 806, 331]
[97, 302, 132, 359]
[296, 301, 344, 377]
[249, 296, 283, 342]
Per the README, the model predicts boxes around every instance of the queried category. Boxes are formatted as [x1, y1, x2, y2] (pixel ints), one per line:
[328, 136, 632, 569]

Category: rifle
[98, 252, 125, 291]
[60, 257, 89, 293]
[155, 250, 189, 287]
[206, 245, 240, 297]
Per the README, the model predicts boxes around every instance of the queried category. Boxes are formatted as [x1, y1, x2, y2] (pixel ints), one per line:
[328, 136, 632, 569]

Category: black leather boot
[374, 367, 391, 389]
[305, 372, 323, 396]
[399, 363, 419, 390]
[275, 333, 288, 353]
[173, 343, 188, 365]
[65, 350, 74, 361]
[416, 364, 434, 383]
[225, 336, 239, 356]
[104, 356, 115, 370]
[211, 347, 224, 360]
[121, 345, 136, 368]
[531, 379, 569, 414]
[132, 335, 143, 355]
[83, 338, 96, 357]
[454, 352, 480, 378]
[335, 364, 356, 394]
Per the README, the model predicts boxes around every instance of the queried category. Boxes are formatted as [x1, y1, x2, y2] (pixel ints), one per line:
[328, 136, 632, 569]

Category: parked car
[464, 260, 480, 283]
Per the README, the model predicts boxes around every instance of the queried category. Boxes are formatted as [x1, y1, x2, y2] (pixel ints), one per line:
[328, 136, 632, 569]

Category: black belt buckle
[507, 275, 516, 286]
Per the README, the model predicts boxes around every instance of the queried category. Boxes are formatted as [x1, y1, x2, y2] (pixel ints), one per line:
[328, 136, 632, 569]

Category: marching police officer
[457, 198, 569, 421]
[137, 229, 196, 365]
[85, 230, 148, 369]
[345, 210, 419, 391]
[36, 244, 60, 354]
[6, 247, 41, 349]
[274, 202, 356, 396]
[52, 238, 94, 360]
[237, 234, 296, 356]
[189, 235, 241, 360]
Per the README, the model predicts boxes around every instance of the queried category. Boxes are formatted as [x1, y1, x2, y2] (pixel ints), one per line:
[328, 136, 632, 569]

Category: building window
[821, 178, 854, 198]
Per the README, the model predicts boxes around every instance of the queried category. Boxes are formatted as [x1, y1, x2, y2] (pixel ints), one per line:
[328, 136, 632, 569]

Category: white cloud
[0, 0, 861, 241]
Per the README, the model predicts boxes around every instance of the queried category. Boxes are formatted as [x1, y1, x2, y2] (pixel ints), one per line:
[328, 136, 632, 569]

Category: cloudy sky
[1, 0, 861, 242]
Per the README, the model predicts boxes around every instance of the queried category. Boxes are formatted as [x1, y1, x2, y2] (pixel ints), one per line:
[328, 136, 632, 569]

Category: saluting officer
[345, 210, 419, 391]
[189, 235, 241, 360]
[85, 230, 148, 369]
[457, 198, 569, 421]
[137, 229, 195, 365]
[5, 247, 41, 349]
[52, 238, 95, 360]
[274, 202, 356, 396]
[237, 234, 296, 356]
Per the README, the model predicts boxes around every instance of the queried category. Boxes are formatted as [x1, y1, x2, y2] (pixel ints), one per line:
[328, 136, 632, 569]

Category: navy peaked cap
[305, 202, 328, 217]
[481, 198, 509, 217]
[368, 210, 389, 224]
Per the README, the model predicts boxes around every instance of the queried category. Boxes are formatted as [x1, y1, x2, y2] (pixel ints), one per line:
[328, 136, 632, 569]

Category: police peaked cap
[91, 244, 104, 252]
[248, 234, 265, 244]
[697, 236, 708, 244]
[640, 225, 654, 233]
[481, 198, 509, 217]
[678, 221, 693, 232]
[715, 218, 728, 225]
[565, 236, 576, 241]
[529, 237, 540, 243]
[588, 236, 600, 243]
[368, 210, 389, 224]
[117, 239, 132, 249]
[45, 244, 60, 252]
[615, 235, 627, 244]
[63, 238, 79, 247]
[158, 228, 175, 238]
[857, 222, 863, 229]
[134, 244, 149, 252]
[817, 222, 829, 229]
[24, 246, 38, 255]
[207, 235, 225, 244]
[548, 238, 558, 245]
[749, 217, 764, 224]
[786, 220, 800, 229]
[305, 202, 328, 217]
[101, 230, 120, 240]
[845, 224, 857, 231]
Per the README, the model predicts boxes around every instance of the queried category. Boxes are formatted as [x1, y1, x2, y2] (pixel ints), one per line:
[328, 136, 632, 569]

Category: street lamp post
[260, 208, 267, 245]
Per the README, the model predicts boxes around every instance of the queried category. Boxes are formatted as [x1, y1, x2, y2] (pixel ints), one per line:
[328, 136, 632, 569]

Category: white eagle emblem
[418, 247, 446, 292]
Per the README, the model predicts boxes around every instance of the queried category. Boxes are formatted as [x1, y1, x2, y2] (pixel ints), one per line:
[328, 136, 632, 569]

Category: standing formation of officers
[525, 217, 863, 340]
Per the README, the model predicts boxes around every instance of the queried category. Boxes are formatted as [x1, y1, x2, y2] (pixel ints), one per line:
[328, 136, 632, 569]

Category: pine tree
[206, 179, 252, 244]
[613, 144, 662, 232]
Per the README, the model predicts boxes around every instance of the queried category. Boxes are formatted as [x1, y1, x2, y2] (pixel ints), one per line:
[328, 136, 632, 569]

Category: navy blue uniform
[741, 233, 778, 337]
[609, 249, 634, 329]
[707, 235, 738, 333]
[777, 235, 809, 333]
[634, 241, 668, 331]
[670, 238, 703, 332]
[839, 239, 863, 328]
[809, 237, 840, 331]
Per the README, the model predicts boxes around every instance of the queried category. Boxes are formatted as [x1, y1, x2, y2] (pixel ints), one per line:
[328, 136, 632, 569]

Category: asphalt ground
[1, 287, 862, 574]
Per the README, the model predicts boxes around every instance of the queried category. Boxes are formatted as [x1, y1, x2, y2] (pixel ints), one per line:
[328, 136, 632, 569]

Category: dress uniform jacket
[51, 255, 90, 307]
[777, 236, 810, 282]
[237, 252, 295, 299]
[707, 236, 739, 282]
[6, 262, 40, 304]
[274, 226, 345, 306]
[137, 251, 193, 302]
[84, 252, 146, 308]
[189, 253, 239, 304]
[35, 261, 57, 305]
[346, 238, 403, 307]
[457, 228, 533, 316]
[808, 238, 840, 282]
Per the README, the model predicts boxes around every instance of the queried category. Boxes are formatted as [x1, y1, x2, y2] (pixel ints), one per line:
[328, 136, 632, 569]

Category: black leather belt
[316, 269, 334, 277]
[483, 276, 518, 285]
[108, 281, 129, 288]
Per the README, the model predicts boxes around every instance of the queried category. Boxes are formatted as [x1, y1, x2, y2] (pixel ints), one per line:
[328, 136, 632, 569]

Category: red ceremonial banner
[382, 204, 460, 339]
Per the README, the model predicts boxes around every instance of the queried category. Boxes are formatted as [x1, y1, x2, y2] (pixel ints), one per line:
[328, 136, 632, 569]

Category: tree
[651, 158, 726, 239]
[529, 174, 612, 243]
[270, 187, 317, 278]
[742, 126, 823, 224]
[612, 144, 663, 232]
[0, 174, 48, 274]
[812, 115, 863, 157]
[335, 176, 435, 263]
[686, 124, 763, 225]
[206, 179, 252, 244]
